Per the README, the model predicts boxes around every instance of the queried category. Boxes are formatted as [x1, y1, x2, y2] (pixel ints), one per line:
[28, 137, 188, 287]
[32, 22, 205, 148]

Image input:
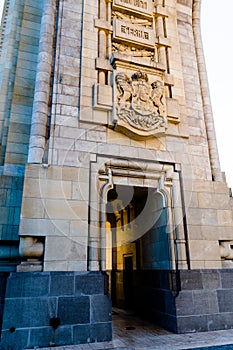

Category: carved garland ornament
[115, 71, 167, 132]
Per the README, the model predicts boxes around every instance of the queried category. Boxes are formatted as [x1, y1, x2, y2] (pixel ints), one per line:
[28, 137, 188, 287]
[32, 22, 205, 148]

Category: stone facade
[1, 0, 233, 348]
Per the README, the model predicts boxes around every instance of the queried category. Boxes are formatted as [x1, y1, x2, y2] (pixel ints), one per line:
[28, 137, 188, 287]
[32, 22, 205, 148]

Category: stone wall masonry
[19, 163, 90, 271]
[79, 0, 98, 123]
[184, 179, 233, 269]
[0, 271, 111, 349]
[176, 1, 214, 182]
[45, 0, 83, 165]
[176, 270, 233, 332]
[39, 0, 215, 193]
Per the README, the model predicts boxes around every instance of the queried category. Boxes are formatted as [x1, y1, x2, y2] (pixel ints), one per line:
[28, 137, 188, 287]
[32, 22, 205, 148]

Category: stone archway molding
[90, 157, 189, 271]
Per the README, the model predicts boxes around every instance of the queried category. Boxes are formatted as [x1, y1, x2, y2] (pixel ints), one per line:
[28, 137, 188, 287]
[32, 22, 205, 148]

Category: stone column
[27, 0, 58, 164]
[193, 0, 222, 181]
[156, 16, 166, 66]
[171, 173, 188, 269]
[19, 0, 58, 271]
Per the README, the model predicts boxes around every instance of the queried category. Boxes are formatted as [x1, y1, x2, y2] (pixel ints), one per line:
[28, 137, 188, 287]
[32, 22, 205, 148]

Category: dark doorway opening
[106, 184, 172, 324]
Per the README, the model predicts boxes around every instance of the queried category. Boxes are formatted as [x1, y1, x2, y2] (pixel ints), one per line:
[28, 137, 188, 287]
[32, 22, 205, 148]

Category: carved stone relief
[115, 70, 167, 135]
[93, 0, 178, 134]
[220, 241, 233, 261]
[112, 10, 155, 51]
[112, 42, 154, 59]
[112, 0, 154, 17]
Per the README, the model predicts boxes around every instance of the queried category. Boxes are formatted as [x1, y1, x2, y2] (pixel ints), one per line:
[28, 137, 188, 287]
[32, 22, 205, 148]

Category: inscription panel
[113, 19, 155, 48]
[113, 0, 153, 17]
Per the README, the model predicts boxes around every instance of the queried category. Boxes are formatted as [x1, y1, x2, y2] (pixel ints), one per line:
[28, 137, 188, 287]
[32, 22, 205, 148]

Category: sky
[0, 1, 232, 188]
[0, 2, 2, 22]
[201, 0, 233, 189]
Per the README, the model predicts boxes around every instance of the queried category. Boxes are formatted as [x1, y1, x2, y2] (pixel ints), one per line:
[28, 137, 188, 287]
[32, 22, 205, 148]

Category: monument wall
[1, 0, 233, 348]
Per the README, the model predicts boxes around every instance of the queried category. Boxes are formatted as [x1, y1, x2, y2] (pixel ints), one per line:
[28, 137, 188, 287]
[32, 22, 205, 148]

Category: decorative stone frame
[88, 156, 189, 272]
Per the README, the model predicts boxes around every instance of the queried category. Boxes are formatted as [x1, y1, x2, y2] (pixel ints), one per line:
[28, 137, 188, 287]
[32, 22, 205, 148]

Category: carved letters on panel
[115, 71, 167, 134]
[113, 19, 155, 48]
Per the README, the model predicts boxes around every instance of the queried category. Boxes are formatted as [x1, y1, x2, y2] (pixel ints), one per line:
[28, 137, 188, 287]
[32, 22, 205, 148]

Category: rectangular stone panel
[2, 297, 57, 329]
[193, 290, 219, 315]
[58, 296, 90, 325]
[91, 295, 112, 323]
[73, 324, 91, 344]
[220, 270, 233, 289]
[54, 326, 73, 346]
[180, 271, 203, 290]
[1, 329, 29, 350]
[207, 313, 233, 331]
[217, 289, 233, 313]
[201, 270, 221, 290]
[90, 322, 112, 343]
[113, 19, 155, 48]
[28, 327, 54, 348]
[75, 272, 107, 295]
[175, 291, 194, 316]
[93, 84, 113, 110]
[50, 273, 75, 296]
[177, 315, 208, 333]
[6, 272, 49, 298]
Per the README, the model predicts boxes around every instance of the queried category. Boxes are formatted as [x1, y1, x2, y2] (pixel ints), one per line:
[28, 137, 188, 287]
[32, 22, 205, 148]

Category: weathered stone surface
[75, 272, 106, 295]
[50, 273, 75, 296]
[58, 296, 90, 325]
[2, 297, 57, 329]
[91, 295, 112, 322]
[6, 272, 49, 298]
[180, 271, 203, 290]
[1, 329, 29, 350]
[1, 0, 233, 346]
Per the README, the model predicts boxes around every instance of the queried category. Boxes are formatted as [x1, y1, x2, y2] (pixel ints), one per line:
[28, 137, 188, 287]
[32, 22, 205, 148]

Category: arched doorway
[106, 184, 170, 319]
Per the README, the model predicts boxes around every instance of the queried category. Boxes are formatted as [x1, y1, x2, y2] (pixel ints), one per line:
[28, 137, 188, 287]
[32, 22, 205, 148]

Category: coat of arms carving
[115, 71, 167, 137]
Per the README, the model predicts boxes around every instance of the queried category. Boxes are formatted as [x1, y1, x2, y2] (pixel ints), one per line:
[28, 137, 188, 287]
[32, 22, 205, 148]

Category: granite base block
[0, 271, 112, 349]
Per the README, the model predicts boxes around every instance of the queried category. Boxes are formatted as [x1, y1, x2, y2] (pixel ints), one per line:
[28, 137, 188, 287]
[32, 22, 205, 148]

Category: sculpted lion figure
[151, 80, 165, 116]
[115, 73, 133, 108]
